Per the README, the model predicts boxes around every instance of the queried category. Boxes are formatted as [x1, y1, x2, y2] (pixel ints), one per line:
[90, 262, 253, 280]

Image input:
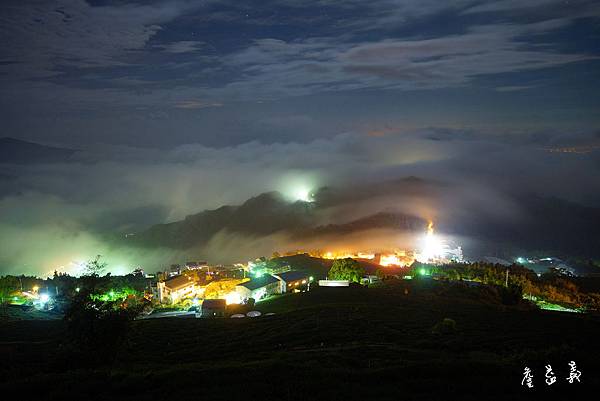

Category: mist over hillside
[127, 179, 600, 263]
[1, 132, 599, 276]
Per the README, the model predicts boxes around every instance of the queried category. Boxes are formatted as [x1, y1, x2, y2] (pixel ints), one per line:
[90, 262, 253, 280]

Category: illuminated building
[235, 275, 281, 302]
[157, 274, 200, 303]
[273, 270, 311, 293]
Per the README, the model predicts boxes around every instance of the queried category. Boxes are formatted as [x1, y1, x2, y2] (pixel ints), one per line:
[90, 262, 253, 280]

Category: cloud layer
[2, 126, 599, 275]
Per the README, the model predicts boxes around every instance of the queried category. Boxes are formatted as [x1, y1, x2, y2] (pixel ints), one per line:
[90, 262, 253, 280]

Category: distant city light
[279, 175, 318, 203]
[75, 287, 80, 292]
[380, 254, 403, 267]
[294, 186, 313, 202]
[416, 221, 450, 263]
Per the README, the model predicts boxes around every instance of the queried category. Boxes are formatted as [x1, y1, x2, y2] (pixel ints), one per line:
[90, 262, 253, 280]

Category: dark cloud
[1, 0, 599, 142]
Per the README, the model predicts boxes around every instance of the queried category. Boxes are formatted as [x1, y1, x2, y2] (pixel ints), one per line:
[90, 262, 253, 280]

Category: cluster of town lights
[315, 221, 449, 266]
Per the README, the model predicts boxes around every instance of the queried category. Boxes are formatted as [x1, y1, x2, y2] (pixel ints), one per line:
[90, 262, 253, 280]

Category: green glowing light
[90, 287, 138, 302]
[309, 276, 314, 281]
[419, 268, 427, 276]
[535, 300, 581, 313]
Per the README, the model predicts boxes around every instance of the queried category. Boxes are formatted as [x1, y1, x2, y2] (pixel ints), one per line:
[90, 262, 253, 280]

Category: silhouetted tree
[84, 255, 107, 277]
[63, 287, 148, 366]
[328, 258, 365, 283]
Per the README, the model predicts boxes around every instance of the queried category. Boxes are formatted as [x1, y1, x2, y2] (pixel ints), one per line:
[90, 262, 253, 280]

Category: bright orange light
[379, 253, 413, 267]
[417, 220, 446, 262]
[357, 252, 375, 259]
[320, 250, 414, 266]
[380, 254, 401, 266]
[322, 251, 356, 260]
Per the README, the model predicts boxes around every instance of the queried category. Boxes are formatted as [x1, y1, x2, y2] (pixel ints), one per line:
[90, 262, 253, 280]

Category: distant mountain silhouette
[129, 179, 600, 259]
[130, 189, 427, 249]
[0, 137, 76, 164]
[453, 195, 600, 258]
[304, 212, 424, 237]
[131, 192, 319, 248]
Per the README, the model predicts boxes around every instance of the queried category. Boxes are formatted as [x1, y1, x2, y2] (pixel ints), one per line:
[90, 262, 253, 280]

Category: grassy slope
[1, 279, 599, 400]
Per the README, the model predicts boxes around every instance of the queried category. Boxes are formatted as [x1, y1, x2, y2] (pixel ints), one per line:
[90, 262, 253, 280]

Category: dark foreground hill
[1, 279, 599, 400]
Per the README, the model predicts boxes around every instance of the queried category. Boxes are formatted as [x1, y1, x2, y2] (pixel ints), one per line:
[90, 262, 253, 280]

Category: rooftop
[202, 299, 226, 309]
[237, 275, 279, 291]
[164, 274, 195, 291]
[276, 270, 309, 282]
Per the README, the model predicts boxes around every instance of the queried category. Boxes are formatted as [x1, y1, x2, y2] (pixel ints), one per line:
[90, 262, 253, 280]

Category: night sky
[1, 0, 600, 275]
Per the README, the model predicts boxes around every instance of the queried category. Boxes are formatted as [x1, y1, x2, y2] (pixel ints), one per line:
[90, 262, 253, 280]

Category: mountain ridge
[127, 184, 600, 259]
[0, 137, 77, 164]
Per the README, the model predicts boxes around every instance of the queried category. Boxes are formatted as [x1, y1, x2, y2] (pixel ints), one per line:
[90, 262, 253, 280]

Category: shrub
[62, 289, 149, 366]
[432, 318, 457, 335]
